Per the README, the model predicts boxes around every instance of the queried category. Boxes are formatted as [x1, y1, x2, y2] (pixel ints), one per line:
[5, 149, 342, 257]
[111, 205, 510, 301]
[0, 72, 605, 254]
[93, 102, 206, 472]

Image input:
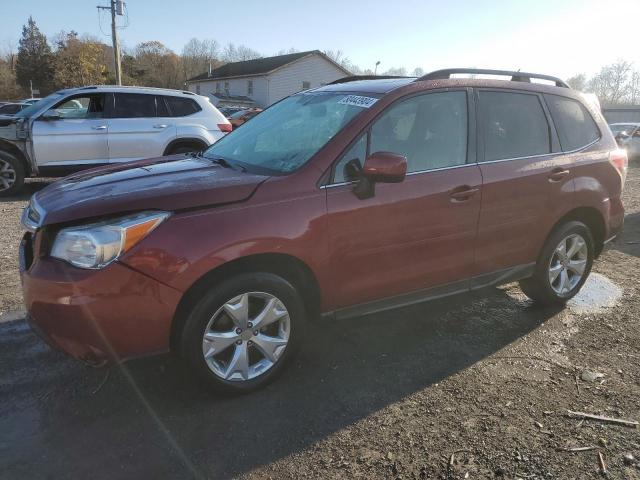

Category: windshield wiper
[206, 156, 247, 172]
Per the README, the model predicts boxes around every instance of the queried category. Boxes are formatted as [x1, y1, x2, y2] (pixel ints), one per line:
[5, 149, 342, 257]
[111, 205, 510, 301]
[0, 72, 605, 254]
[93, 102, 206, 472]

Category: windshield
[203, 92, 375, 174]
[229, 109, 249, 119]
[15, 92, 64, 118]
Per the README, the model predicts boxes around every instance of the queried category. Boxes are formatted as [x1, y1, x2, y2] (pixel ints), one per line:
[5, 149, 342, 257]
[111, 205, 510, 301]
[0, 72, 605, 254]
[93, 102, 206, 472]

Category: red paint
[20, 78, 625, 362]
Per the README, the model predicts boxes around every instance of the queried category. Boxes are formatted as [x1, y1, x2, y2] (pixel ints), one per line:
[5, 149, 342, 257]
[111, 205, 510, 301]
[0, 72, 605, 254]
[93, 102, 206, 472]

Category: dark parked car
[20, 69, 626, 393]
[228, 108, 262, 129]
[0, 102, 28, 116]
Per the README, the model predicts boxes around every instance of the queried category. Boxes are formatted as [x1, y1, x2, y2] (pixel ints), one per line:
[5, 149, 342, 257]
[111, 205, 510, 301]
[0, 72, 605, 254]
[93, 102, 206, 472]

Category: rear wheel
[180, 273, 304, 394]
[519, 221, 594, 305]
[0, 151, 25, 197]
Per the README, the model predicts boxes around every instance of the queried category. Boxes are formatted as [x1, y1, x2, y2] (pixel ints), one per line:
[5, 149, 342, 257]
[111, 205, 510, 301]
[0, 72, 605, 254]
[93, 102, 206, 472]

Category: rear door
[106, 93, 176, 162]
[473, 89, 573, 281]
[32, 93, 109, 166]
[325, 90, 482, 310]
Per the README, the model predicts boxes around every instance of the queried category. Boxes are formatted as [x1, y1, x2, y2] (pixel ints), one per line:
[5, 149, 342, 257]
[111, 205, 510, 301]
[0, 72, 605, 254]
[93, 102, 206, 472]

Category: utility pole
[98, 0, 124, 85]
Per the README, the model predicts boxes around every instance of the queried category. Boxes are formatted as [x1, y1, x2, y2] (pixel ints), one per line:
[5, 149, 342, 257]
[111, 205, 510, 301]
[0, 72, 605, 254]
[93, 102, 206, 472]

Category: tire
[519, 221, 594, 306]
[166, 143, 203, 155]
[180, 273, 305, 394]
[0, 151, 25, 197]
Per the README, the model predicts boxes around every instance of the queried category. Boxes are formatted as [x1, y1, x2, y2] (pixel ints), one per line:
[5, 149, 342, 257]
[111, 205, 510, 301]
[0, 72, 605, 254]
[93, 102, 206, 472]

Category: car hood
[32, 155, 270, 225]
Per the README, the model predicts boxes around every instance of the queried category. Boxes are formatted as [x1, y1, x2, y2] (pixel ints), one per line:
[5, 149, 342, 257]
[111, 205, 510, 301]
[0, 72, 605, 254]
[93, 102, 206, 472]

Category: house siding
[187, 77, 269, 106]
[266, 55, 347, 105]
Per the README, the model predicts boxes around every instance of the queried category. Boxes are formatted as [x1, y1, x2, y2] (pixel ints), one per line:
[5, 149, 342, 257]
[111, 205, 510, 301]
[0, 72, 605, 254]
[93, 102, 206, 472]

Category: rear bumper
[20, 242, 182, 363]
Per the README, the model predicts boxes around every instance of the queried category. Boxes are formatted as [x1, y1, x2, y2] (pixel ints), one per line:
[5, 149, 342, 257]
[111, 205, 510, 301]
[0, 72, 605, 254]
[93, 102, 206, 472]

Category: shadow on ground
[0, 287, 559, 479]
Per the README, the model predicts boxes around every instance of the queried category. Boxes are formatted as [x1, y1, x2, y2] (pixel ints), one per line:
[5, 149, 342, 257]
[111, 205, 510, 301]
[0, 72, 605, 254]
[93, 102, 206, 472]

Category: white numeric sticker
[338, 95, 378, 108]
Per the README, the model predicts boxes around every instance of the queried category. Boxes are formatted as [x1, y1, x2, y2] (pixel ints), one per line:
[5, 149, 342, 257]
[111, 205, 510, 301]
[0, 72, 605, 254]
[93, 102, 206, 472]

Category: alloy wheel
[548, 233, 588, 295]
[0, 158, 16, 191]
[201, 292, 290, 381]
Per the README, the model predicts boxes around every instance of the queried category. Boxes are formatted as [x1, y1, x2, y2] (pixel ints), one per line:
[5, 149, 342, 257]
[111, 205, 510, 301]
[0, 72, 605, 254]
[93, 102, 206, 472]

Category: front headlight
[50, 211, 169, 269]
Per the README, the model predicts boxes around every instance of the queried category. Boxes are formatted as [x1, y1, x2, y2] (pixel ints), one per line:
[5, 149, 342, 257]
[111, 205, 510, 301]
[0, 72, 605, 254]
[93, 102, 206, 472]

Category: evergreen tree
[16, 16, 54, 94]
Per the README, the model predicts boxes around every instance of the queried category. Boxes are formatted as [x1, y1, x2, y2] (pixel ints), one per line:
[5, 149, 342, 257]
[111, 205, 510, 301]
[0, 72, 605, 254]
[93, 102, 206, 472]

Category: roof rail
[416, 68, 570, 88]
[329, 75, 411, 85]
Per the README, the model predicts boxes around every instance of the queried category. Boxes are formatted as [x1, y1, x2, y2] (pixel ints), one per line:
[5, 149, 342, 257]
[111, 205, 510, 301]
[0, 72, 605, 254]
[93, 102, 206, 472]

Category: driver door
[32, 93, 109, 167]
[325, 90, 482, 312]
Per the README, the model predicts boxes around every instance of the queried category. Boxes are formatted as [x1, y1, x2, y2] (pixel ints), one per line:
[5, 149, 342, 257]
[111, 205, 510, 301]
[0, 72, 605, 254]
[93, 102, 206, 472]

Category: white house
[185, 50, 351, 108]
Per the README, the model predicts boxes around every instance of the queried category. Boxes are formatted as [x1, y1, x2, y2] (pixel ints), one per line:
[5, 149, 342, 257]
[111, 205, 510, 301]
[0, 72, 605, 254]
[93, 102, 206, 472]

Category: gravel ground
[0, 167, 639, 479]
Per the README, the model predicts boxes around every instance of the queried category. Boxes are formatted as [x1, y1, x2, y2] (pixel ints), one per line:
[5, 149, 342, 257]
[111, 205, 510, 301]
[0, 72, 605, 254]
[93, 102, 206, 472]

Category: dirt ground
[1, 167, 639, 480]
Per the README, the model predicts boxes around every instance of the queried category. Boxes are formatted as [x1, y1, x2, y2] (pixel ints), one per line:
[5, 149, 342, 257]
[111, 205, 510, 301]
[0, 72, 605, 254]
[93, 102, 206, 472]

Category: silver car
[0, 86, 231, 196]
[610, 122, 640, 159]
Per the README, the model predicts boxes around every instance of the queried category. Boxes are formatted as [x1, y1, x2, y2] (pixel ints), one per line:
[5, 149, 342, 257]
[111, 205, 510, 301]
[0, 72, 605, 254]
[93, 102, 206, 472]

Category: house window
[247, 80, 253, 96]
[302, 81, 311, 90]
[224, 81, 230, 95]
[195, 84, 200, 95]
[216, 82, 221, 93]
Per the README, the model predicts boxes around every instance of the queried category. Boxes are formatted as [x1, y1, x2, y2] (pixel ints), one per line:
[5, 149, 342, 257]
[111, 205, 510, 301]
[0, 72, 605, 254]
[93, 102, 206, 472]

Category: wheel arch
[548, 207, 606, 257]
[170, 252, 321, 352]
[0, 140, 32, 175]
[163, 137, 209, 156]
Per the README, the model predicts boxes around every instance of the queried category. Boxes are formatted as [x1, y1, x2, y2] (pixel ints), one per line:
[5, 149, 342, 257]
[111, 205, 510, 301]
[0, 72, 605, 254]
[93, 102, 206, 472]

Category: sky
[1, 0, 639, 79]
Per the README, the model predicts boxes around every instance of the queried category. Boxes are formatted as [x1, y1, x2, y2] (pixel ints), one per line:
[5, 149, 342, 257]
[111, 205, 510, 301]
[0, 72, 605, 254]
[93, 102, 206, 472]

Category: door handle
[92, 125, 107, 130]
[548, 168, 570, 182]
[449, 186, 479, 202]
[153, 124, 168, 129]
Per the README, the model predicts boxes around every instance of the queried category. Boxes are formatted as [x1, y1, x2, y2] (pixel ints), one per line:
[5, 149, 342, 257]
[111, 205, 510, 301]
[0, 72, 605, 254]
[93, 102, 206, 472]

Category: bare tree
[222, 43, 261, 63]
[412, 67, 424, 77]
[383, 67, 407, 76]
[566, 73, 587, 91]
[323, 49, 354, 73]
[182, 38, 221, 80]
[588, 60, 633, 105]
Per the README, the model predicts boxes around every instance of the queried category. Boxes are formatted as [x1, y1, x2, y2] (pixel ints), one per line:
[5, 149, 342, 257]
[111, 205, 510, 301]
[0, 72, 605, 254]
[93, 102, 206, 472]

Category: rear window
[165, 96, 201, 117]
[545, 94, 600, 151]
[479, 91, 550, 161]
[112, 93, 156, 118]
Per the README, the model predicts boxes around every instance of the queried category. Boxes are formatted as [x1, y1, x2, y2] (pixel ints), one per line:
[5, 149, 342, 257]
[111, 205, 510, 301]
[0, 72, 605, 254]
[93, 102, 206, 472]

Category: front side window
[52, 94, 105, 119]
[480, 91, 550, 161]
[369, 91, 468, 172]
[112, 93, 156, 118]
[203, 92, 371, 174]
[545, 94, 600, 151]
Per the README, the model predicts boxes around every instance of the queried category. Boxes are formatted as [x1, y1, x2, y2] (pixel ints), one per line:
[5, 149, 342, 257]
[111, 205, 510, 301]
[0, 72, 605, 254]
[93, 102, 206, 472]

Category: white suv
[0, 86, 231, 195]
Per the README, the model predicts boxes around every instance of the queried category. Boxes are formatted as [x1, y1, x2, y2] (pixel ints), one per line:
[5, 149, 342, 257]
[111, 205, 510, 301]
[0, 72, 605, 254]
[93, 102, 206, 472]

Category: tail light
[609, 149, 628, 184]
[218, 123, 232, 133]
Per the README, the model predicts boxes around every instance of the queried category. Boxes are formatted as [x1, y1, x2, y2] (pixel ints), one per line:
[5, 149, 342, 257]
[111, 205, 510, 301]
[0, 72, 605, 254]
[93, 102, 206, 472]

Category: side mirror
[354, 151, 407, 199]
[40, 110, 61, 121]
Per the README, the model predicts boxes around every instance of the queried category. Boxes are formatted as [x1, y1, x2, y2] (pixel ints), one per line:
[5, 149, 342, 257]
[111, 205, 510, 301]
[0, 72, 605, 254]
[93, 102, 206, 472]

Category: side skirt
[322, 263, 535, 321]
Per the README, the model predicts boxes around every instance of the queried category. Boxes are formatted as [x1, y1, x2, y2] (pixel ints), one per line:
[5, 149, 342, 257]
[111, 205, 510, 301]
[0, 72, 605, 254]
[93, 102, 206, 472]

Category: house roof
[187, 50, 350, 82]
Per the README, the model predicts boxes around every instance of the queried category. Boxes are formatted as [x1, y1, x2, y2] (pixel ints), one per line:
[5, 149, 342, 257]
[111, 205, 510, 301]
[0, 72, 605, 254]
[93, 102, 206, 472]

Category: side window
[369, 91, 467, 172]
[545, 94, 600, 151]
[165, 96, 201, 117]
[112, 93, 156, 118]
[52, 94, 105, 119]
[479, 91, 550, 161]
[333, 134, 367, 183]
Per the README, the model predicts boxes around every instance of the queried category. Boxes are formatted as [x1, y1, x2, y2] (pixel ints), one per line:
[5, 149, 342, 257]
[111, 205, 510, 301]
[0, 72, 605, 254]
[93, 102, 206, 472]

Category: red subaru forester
[20, 69, 626, 393]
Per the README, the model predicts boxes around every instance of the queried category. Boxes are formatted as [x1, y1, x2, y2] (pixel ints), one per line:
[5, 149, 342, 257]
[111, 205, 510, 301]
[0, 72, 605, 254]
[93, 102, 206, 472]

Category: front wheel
[0, 151, 25, 197]
[519, 221, 594, 305]
[180, 273, 305, 394]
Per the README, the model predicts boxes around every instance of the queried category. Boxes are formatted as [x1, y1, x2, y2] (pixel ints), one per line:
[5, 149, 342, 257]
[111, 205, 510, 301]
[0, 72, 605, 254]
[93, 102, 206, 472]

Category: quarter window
[333, 134, 367, 183]
[112, 93, 156, 118]
[479, 91, 550, 161]
[164, 96, 201, 117]
[544, 94, 600, 151]
[369, 91, 468, 172]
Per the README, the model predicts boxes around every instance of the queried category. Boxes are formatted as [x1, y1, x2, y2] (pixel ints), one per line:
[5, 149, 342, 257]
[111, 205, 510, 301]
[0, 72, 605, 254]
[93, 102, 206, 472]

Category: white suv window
[111, 93, 157, 118]
[53, 94, 105, 119]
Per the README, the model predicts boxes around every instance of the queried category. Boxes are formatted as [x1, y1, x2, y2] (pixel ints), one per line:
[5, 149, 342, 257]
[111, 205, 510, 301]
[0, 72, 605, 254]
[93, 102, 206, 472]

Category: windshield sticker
[338, 95, 378, 108]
